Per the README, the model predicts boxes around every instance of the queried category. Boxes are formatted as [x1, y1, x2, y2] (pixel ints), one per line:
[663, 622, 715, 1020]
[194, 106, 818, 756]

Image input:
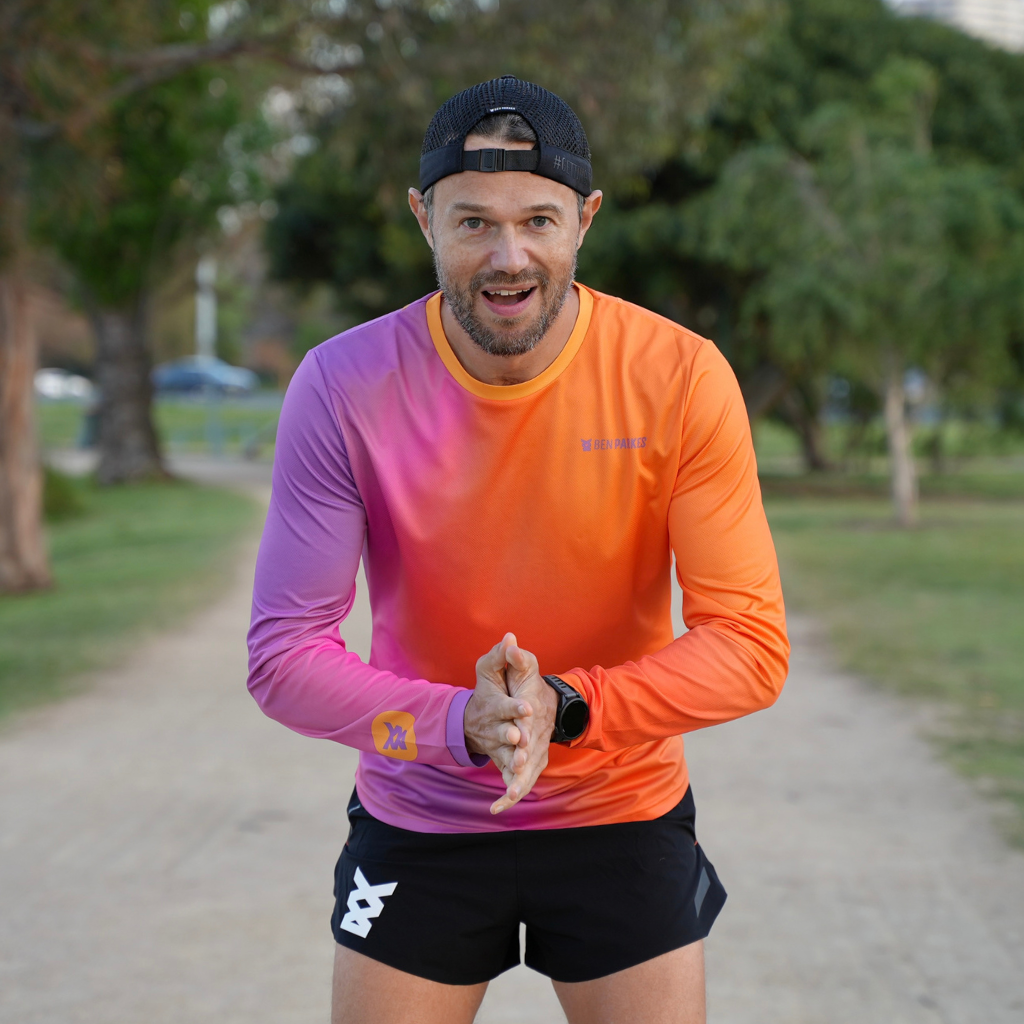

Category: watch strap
[542, 675, 589, 743]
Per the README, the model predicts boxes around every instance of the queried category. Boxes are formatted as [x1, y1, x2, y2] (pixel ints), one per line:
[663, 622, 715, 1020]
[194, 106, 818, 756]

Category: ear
[576, 190, 603, 250]
[408, 188, 434, 249]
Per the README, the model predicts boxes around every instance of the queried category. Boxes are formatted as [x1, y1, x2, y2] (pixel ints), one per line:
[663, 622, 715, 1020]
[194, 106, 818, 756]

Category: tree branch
[62, 30, 320, 137]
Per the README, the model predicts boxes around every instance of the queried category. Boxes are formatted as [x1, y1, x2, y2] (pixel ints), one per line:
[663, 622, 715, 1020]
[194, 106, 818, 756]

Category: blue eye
[532, 216, 550, 227]
[464, 218, 483, 229]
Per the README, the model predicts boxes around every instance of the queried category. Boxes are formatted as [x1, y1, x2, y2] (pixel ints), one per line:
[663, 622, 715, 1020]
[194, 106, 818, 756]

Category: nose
[489, 225, 530, 276]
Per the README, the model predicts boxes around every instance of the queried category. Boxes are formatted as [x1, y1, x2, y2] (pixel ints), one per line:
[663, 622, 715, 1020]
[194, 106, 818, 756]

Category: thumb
[477, 634, 515, 676]
[506, 642, 537, 674]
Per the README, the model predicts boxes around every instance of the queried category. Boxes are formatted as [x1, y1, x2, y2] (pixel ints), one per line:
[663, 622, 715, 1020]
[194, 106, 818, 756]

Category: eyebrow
[448, 201, 565, 215]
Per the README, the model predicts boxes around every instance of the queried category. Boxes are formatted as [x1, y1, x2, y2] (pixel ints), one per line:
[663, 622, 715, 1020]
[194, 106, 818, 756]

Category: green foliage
[291, 316, 346, 360]
[266, 151, 435, 321]
[43, 467, 87, 521]
[703, 0, 1024, 178]
[215, 271, 254, 366]
[14, 0, 283, 311]
[264, 0, 776, 317]
[0, 480, 257, 719]
[692, 73, 1024, 389]
[30, 70, 264, 308]
[582, 0, 1024, 419]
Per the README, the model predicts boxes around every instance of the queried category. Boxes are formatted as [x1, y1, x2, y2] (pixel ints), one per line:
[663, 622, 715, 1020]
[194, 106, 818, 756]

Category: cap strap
[420, 142, 592, 195]
[461, 148, 540, 173]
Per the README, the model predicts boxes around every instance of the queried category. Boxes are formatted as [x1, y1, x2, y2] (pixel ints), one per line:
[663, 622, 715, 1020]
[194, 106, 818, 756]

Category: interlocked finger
[490, 641, 556, 815]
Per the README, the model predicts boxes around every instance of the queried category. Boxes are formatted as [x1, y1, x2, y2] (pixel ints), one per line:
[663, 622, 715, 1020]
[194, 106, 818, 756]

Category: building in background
[889, 0, 1024, 50]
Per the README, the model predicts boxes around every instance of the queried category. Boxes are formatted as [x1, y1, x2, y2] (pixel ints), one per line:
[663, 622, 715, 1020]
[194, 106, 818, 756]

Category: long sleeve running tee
[247, 285, 789, 832]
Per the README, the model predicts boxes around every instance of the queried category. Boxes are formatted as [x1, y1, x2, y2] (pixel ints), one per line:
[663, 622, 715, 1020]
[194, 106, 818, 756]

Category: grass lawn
[0, 478, 258, 720]
[766, 495, 1024, 843]
[36, 395, 282, 458]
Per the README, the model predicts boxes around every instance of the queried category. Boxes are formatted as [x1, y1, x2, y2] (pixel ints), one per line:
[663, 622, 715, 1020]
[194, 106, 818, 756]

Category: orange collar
[425, 284, 594, 400]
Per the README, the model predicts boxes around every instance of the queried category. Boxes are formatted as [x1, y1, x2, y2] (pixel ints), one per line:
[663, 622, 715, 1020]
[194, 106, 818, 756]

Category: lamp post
[194, 256, 223, 454]
[195, 256, 217, 359]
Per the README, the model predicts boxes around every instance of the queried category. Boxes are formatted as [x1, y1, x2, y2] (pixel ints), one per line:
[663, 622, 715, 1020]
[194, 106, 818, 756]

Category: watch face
[561, 698, 589, 739]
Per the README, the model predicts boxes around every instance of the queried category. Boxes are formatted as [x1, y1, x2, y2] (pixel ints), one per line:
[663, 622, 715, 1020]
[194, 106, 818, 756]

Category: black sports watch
[542, 675, 590, 743]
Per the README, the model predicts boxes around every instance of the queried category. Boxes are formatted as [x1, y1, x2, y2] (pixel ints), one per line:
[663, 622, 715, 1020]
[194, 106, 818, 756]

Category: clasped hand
[464, 633, 558, 815]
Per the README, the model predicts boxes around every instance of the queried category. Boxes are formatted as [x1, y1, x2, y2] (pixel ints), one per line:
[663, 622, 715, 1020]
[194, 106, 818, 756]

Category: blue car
[152, 356, 259, 395]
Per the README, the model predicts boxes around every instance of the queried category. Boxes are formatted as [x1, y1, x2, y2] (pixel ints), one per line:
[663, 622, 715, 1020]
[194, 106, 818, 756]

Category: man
[248, 76, 788, 1024]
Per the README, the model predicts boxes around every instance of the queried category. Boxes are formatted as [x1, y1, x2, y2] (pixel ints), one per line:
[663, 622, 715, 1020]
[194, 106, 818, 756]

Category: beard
[433, 250, 577, 357]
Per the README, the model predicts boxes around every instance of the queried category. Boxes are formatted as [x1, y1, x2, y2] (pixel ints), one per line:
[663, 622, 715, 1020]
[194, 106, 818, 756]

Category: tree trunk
[779, 380, 832, 472]
[883, 366, 918, 527]
[0, 272, 52, 592]
[92, 300, 165, 484]
[923, 426, 945, 475]
[739, 361, 789, 421]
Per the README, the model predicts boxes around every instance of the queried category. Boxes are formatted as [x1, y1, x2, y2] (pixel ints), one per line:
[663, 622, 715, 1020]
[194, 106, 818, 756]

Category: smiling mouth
[481, 286, 536, 308]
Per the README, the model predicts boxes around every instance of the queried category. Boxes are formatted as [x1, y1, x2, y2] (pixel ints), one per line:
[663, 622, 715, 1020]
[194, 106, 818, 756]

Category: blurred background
[1, 1, 1023, 1022]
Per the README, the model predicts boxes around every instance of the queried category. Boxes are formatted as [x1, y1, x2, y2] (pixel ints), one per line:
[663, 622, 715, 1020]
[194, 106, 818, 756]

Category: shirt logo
[372, 710, 418, 760]
[581, 436, 646, 452]
[339, 867, 398, 938]
[383, 723, 407, 749]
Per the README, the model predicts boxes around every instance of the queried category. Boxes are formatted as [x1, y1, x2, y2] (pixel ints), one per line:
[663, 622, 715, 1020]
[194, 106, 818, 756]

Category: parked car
[34, 368, 95, 401]
[151, 356, 259, 395]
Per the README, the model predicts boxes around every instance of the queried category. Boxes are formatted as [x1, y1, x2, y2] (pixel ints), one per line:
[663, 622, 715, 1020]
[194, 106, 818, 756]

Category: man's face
[411, 137, 598, 356]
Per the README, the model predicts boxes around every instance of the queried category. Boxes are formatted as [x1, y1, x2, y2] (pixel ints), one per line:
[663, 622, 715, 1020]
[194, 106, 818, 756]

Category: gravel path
[1, 469, 1022, 1022]
[689, 616, 1024, 1024]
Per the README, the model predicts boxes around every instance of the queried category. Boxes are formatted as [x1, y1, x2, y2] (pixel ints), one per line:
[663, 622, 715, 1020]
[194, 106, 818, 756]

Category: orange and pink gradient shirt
[247, 285, 789, 832]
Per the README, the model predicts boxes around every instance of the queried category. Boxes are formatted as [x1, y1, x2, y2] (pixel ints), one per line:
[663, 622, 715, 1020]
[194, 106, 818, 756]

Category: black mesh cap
[420, 75, 593, 196]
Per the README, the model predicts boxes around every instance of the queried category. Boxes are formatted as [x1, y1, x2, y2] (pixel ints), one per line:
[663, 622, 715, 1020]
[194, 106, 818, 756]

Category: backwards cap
[419, 75, 593, 196]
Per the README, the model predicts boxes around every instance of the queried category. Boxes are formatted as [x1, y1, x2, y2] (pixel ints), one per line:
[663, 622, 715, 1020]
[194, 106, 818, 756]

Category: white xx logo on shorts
[339, 867, 398, 938]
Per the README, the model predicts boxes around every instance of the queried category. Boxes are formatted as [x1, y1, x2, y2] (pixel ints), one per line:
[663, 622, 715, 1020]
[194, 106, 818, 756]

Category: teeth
[488, 289, 529, 296]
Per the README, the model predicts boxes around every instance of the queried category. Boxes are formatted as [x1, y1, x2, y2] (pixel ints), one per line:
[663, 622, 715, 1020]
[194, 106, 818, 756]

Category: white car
[34, 368, 95, 401]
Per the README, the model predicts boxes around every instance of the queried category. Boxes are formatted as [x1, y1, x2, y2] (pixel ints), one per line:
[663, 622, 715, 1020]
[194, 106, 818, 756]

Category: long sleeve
[563, 339, 790, 751]
[246, 350, 465, 766]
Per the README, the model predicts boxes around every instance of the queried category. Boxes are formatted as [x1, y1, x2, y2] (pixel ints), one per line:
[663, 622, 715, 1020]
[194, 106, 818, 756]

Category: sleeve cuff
[445, 688, 489, 767]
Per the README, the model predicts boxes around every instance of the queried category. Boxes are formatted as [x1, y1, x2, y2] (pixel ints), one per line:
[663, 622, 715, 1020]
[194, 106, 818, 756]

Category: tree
[577, 0, 1024, 481]
[260, 0, 1024, 520]
[0, 0, 327, 588]
[0, 248, 50, 590]
[30, 70, 269, 483]
[264, 0, 777, 320]
[691, 56, 1024, 524]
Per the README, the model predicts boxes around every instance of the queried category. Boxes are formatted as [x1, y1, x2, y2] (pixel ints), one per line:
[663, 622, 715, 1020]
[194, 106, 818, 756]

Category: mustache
[470, 268, 549, 292]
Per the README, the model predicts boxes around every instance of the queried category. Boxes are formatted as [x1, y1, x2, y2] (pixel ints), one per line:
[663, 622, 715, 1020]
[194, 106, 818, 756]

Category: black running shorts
[331, 787, 726, 985]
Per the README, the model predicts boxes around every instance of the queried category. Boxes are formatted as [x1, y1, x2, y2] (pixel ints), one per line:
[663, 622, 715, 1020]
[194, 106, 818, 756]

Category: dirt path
[1, 470, 1022, 1022]
[688, 616, 1024, 1024]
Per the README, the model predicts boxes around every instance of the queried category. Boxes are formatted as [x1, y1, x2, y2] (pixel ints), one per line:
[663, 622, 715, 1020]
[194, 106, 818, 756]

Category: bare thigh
[552, 940, 706, 1024]
[331, 944, 487, 1024]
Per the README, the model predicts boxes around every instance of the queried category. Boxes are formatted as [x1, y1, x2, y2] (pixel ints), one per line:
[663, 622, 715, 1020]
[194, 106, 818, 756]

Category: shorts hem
[526, 929, 712, 984]
[333, 935, 519, 987]
[525, 868, 727, 983]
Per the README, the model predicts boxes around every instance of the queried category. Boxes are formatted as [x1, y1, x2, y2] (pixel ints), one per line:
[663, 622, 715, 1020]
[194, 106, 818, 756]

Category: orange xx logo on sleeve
[371, 711, 417, 761]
